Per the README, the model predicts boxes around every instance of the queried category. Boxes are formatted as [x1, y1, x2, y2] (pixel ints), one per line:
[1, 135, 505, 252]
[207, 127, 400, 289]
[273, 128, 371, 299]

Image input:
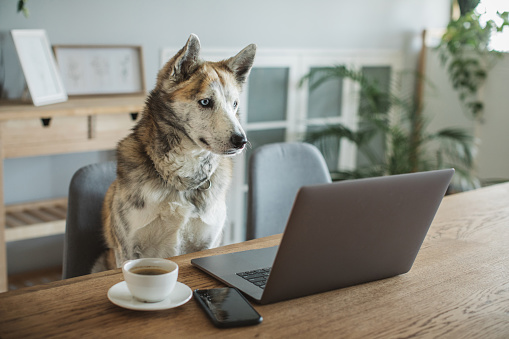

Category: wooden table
[0, 95, 145, 292]
[1, 183, 508, 338]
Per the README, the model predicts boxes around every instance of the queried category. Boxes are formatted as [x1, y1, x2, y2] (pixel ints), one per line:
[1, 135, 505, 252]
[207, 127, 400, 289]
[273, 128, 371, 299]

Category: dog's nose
[230, 133, 247, 149]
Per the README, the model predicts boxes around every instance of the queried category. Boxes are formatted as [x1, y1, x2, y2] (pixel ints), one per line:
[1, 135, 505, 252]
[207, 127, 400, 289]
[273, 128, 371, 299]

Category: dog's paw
[133, 244, 143, 259]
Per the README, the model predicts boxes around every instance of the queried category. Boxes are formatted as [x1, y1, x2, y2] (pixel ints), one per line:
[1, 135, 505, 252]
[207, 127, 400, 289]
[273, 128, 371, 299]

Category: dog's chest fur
[154, 144, 220, 191]
[127, 191, 225, 258]
[121, 146, 230, 259]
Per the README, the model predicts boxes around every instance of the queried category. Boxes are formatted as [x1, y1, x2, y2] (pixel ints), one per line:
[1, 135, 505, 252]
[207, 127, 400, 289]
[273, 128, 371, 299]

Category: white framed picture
[11, 29, 68, 106]
[52, 45, 145, 96]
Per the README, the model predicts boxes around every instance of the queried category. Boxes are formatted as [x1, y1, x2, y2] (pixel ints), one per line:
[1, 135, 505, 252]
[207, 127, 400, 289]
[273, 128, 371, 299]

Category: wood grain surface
[0, 95, 145, 120]
[1, 183, 508, 338]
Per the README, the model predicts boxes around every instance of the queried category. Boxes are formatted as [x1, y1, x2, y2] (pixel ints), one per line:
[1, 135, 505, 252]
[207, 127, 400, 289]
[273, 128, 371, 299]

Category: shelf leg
[0, 126, 8, 292]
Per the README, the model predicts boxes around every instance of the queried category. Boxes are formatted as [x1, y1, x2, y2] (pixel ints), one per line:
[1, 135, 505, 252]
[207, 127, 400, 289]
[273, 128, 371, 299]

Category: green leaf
[17, 0, 29, 18]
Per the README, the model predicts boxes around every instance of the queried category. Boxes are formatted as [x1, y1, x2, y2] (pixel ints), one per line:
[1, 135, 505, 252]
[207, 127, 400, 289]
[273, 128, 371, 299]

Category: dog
[92, 34, 256, 273]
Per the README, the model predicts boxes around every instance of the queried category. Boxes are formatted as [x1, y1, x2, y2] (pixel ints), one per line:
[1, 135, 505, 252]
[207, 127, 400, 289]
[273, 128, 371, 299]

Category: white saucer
[108, 281, 192, 311]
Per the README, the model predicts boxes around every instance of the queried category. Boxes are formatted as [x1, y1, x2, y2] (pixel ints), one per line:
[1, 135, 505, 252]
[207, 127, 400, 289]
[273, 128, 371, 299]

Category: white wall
[1, 0, 451, 98]
[0, 0, 451, 274]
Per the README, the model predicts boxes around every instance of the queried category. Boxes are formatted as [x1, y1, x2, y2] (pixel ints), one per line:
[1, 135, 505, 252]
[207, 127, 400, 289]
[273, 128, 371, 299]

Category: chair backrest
[246, 142, 332, 240]
[63, 161, 116, 279]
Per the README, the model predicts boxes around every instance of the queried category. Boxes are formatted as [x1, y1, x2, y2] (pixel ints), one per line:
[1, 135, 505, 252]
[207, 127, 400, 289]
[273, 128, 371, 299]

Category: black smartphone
[194, 287, 263, 328]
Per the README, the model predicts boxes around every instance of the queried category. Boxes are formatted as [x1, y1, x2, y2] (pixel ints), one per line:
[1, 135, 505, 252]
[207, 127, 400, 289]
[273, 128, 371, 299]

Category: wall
[0, 0, 451, 274]
[1, 0, 453, 97]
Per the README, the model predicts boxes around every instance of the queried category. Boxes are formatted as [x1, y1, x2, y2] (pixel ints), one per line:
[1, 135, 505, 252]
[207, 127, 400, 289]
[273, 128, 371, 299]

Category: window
[476, 0, 509, 52]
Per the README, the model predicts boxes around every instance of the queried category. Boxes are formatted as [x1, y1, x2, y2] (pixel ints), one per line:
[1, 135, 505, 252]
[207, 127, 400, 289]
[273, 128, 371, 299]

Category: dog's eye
[199, 99, 211, 107]
[233, 101, 238, 109]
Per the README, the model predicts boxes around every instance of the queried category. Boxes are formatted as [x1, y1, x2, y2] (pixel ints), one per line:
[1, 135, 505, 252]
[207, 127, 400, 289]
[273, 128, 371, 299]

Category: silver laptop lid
[259, 169, 454, 304]
[192, 169, 454, 304]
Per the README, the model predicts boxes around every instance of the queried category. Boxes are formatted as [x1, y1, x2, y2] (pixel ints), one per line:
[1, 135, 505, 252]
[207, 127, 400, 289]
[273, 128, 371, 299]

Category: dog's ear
[225, 44, 257, 84]
[171, 34, 201, 81]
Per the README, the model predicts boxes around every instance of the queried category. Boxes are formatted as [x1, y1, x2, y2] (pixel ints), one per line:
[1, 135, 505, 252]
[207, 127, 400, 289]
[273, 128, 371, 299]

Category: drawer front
[94, 113, 138, 140]
[3, 116, 90, 157]
[3, 116, 89, 145]
[1, 113, 138, 158]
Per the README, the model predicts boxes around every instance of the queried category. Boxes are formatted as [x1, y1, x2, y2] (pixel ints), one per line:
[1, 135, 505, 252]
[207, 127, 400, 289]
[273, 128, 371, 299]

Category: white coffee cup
[122, 258, 178, 303]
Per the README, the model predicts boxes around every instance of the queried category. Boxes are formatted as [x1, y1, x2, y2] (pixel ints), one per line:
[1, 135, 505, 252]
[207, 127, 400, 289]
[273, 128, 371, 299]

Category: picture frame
[11, 29, 68, 106]
[52, 45, 146, 96]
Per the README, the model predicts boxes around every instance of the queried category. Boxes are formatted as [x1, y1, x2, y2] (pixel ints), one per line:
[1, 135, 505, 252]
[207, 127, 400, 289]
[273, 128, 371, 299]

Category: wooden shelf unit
[5, 198, 68, 242]
[0, 95, 145, 292]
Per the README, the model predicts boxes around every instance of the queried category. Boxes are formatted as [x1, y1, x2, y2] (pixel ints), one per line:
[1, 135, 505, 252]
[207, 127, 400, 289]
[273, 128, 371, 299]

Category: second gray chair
[63, 161, 116, 279]
[246, 142, 331, 240]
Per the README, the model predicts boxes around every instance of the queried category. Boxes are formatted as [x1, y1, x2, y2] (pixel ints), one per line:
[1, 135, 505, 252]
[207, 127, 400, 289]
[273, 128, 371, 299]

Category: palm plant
[300, 66, 480, 192]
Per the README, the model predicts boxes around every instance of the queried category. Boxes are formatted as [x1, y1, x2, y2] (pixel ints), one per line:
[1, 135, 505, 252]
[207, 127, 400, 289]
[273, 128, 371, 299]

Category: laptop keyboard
[236, 267, 272, 289]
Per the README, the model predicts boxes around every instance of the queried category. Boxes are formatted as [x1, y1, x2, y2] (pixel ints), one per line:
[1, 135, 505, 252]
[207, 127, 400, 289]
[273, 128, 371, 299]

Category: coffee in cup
[122, 258, 178, 303]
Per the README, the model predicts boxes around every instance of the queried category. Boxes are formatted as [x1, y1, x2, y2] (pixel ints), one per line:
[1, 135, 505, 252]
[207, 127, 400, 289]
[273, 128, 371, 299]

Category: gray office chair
[63, 161, 116, 279]
[246, 142, 332, 240]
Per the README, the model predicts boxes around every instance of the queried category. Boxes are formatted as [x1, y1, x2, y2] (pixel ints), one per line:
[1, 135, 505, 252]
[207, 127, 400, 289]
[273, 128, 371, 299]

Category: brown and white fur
[92, 34, 256, 272]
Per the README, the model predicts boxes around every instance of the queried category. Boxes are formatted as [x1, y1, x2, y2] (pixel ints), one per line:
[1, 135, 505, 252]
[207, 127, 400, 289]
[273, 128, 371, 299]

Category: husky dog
[92, 34, 256, 272]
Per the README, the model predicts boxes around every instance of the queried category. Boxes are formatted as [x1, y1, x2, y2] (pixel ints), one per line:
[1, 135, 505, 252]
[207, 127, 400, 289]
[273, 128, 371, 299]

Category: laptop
[192, 169, 454, 304]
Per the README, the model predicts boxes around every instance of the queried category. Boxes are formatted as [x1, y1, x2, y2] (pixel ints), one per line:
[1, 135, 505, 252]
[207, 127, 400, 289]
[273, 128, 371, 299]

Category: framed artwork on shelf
[11, 29, 68, 106]
[52, 45, 146, 96]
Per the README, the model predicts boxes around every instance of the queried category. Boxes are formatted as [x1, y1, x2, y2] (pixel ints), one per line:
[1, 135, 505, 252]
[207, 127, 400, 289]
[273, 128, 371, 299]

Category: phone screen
[194, 287, 262, 328]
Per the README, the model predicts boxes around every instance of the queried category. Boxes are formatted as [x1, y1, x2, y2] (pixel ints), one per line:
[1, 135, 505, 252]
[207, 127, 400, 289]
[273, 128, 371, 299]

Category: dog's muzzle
[230, 133, 247, 150]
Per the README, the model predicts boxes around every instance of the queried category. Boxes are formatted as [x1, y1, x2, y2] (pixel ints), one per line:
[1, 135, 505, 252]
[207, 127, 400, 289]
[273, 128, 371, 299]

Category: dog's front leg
[111, 227, 143, 267]
[112, 235, 146, 267]
[111, 237, 140, 267]
[132, 243, 144, 259]
[210, 227, 224, 248]
[119, 225, 155, 263]
[132, 203, 192, 259]
[113, 248, 126, 268]
[131, 218, 180, 258]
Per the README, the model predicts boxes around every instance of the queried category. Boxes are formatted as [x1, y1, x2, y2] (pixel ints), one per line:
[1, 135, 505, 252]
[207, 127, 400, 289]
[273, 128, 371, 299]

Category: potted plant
[300, 66, 479, 192]
[437, 1, 508, 120]
[17, 0, 29, 18]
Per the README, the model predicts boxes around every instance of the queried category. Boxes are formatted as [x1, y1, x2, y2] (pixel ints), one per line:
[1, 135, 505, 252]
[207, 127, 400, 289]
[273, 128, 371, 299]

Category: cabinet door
[244, 67, 290, 182]
[356, 66, 392, 168]
[227, 66, 292, 242]
[304, 66, 345, 172]
[247, 67, 289, 123]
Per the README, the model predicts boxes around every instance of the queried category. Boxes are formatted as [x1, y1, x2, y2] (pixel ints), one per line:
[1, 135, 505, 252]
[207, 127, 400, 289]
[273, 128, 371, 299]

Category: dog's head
[155, 34, 256, 156]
